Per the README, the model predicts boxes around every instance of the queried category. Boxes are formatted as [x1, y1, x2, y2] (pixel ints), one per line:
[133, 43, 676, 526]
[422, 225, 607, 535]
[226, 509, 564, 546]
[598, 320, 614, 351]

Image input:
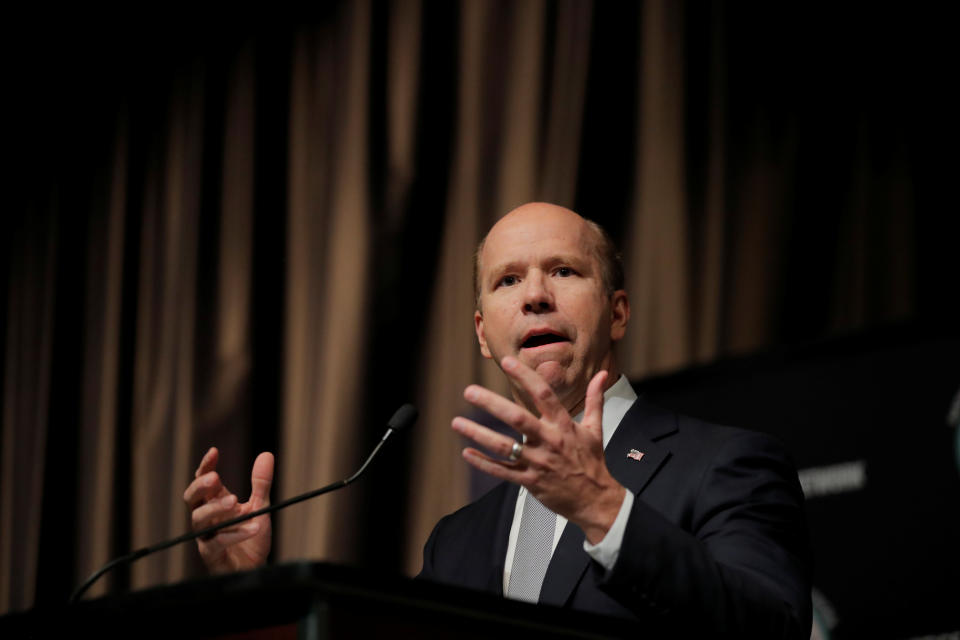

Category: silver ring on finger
[508, 440, 523, 462]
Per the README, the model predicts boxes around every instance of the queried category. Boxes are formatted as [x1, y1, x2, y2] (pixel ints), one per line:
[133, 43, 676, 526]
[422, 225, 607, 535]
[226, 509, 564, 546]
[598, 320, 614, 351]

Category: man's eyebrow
[485, 260, 525, 282]
[543, 254, 591, 268]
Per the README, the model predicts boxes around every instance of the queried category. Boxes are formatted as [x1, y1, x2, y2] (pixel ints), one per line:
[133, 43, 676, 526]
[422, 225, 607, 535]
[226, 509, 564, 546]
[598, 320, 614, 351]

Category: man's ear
[609, 290, 630, 342]
[474, 310, 493, 359]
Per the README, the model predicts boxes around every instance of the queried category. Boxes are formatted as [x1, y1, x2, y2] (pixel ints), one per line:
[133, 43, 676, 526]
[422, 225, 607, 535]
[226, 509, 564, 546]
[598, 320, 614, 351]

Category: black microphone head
[387, 403, 418, 432]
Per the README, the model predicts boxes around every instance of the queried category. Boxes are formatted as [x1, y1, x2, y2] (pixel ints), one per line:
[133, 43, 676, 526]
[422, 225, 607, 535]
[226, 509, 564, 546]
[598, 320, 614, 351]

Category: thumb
[249, 451, 274, 508]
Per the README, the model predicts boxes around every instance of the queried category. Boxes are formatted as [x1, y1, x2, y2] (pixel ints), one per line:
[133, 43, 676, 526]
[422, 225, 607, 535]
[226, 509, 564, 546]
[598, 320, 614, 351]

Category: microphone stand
[70, 404, 416, 604]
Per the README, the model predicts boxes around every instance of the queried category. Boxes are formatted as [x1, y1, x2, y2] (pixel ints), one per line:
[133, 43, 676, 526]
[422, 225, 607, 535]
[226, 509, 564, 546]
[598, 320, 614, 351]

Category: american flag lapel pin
[627, 448, 644, 462]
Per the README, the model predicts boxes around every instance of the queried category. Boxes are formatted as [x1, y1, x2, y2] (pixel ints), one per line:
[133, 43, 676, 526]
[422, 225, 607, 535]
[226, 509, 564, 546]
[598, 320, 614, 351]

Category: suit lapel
[538, 514, 587, 606]
[604, 397, 676, 495]
[538, 396, 676, 607]
[488, 483, 521, 595]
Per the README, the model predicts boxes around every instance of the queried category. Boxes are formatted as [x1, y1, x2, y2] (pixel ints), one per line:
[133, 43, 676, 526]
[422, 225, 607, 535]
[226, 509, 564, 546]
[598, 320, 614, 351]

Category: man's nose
[522, 271, 554, 312]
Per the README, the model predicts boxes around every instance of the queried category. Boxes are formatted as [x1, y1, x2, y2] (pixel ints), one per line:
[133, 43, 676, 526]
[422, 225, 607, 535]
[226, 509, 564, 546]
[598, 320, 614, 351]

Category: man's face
[474, 204, 628, 414]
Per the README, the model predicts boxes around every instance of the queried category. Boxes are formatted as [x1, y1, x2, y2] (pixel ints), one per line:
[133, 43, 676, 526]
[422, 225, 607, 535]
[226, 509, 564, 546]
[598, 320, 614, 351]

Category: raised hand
[451, 356, 626, 544]
[182, 447, 274, 573]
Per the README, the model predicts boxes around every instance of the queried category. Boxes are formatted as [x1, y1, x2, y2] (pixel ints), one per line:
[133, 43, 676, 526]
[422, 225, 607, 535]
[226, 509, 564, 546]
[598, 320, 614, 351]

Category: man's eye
[555, 267, 575, 277]
[498, 275, 519, 287]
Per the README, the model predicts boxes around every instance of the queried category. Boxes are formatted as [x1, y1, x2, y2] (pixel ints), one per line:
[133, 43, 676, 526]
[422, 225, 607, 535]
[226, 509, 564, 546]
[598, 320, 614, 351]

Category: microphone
[70, 403, 418, 604]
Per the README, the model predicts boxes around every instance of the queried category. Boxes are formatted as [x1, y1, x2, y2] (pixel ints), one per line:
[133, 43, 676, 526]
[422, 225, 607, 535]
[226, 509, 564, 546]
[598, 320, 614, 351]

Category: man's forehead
[482, 208, 592, 259]
[472, 203, 610, 305]
[487, 203, 585, 235]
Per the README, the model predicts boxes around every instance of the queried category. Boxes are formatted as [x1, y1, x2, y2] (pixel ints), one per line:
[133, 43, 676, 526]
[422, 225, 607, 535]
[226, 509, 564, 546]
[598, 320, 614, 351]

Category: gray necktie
[506, 492, 557, 603]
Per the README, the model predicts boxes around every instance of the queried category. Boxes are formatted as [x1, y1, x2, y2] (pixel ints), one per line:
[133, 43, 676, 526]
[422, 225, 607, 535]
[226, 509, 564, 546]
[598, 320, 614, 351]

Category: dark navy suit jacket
[419, 396, 812, 639]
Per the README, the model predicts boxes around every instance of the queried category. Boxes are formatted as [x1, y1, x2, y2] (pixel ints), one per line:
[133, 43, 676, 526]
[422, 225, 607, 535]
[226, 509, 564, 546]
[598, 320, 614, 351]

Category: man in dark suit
[418, 202, 811, 638]
[184, 202, 811, 637]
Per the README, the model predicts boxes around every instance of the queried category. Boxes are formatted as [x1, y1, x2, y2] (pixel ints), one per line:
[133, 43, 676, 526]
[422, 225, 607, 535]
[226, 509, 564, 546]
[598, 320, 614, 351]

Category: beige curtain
[129, 70, 205, 589]
[1, 208, 58, 612]
[694, 0, 728, 363]
[279, 0, 374, 564]
[196, 41, 258, 505]
[74, 119, 129, 599]
[620, 0, 692, 378]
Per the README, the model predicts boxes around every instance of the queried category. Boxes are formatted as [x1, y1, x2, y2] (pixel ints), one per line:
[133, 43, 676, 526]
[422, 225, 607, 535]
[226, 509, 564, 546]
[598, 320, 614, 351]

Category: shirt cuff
[582, 490, 634, 571]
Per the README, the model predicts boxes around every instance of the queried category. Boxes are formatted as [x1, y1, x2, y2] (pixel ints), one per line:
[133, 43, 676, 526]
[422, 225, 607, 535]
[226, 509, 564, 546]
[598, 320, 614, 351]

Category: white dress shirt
[502, 374, 637, 595]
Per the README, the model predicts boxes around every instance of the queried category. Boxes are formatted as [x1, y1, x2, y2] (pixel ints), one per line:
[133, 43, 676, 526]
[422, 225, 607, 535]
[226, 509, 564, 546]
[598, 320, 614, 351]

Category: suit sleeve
[417, 517, 441, 581]
[597, 431, 812, 639]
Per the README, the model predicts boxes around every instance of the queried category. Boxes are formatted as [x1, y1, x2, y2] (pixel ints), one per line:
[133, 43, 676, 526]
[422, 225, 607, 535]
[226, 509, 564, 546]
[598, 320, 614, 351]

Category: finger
[452, 417, 528, 461]
[195, 447, 219, 478]
[191, 494, 240, 531]
[248, 452, 274, 509]
[500, 356, 566, 421]
[209, 521, 262, 547]
[462, 447, 535, 485]
[198, 521, 261, 554]
[583, 370, 608, 437]
[183, 471, 225, 509]
[463, 385, 543, 442]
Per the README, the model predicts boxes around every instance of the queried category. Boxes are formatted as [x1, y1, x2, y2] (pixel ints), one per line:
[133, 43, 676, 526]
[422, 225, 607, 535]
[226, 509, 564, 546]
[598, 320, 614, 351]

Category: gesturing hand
[451, 356, 626, 544]
[182, 447, 274, 574]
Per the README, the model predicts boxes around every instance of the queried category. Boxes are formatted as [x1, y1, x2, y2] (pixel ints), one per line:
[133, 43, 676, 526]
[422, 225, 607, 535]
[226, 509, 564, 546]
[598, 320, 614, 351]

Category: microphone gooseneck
[69, 403, 418, 604]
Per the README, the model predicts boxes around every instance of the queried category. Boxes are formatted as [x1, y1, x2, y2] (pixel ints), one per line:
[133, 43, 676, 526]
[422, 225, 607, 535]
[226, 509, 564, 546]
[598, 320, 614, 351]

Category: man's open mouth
[521, 333, 569, 349]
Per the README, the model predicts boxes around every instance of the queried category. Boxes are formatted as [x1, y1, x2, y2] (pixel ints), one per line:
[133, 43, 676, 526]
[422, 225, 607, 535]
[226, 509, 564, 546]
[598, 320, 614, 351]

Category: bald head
[473, 203, 623, 309]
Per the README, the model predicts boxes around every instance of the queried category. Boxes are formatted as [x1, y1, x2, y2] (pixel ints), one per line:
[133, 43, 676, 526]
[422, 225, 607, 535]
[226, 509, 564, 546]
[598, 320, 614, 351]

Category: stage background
[3, 2, 957, 637]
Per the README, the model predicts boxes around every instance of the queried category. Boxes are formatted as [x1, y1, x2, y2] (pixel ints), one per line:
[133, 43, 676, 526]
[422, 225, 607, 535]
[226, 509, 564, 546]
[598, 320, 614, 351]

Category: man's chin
[505, 358, 581, 413]
[531, 360, 573, 393]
